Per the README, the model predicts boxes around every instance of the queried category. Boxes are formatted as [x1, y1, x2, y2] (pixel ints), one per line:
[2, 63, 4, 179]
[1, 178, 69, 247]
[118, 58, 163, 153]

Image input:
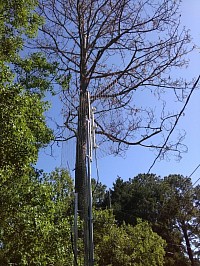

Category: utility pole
[74, 92, 96, 266]
[86, 93, 96, 266]
[74, 193, 78, 266]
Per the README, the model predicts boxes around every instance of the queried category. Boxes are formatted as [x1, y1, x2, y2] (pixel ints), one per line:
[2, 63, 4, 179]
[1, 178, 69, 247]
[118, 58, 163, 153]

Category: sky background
[36, 0, 200, 189]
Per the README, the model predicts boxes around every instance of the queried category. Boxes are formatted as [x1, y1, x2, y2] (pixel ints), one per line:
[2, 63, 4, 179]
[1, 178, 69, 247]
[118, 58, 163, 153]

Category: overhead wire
[193, 176, 200, 187]
[188, 163, 200, 186]
[148, 75, 200, 174]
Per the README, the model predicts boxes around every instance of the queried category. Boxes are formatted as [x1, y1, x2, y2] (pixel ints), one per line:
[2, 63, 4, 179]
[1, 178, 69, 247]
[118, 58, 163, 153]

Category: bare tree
[33, 0, 196, 211]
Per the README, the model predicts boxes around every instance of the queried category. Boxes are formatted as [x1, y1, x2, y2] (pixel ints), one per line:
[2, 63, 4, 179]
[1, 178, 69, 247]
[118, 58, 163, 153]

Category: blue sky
[36, 0, 200, 189]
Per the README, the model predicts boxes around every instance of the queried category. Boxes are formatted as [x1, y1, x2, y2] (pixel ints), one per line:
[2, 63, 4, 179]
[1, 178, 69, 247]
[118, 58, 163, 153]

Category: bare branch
[148, 75, 200, 173]
[30, 0, 198, 206]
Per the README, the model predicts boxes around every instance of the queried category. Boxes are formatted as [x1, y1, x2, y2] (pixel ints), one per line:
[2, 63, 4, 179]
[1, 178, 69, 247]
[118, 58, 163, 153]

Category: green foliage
[92, 178, 107, 207]
[162, 175, 200, 265]
[0, 0, 43, 62]
[0, 0, 55, 175]
[0, 0, 59, 97]
[0, 1, 193, 265]
[111, 174, 163, 225]
[0, 0, 73, 264]
[0, 169, 74, 265]
[0, 84, 53, 172]
[110, 174, 200, 266]
[93, 209, 166, 266]
[55, 73, 71, 91]
[0, 167, 168, 265]
[14, 52, 59, 97]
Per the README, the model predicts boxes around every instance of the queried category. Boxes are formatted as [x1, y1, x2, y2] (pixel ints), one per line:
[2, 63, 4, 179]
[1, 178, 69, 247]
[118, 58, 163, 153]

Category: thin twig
[148, 75, 200, 173]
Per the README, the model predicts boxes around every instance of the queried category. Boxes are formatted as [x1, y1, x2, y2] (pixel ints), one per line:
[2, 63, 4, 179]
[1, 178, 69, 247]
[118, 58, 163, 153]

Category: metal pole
[86, 92, 94, 266]
[74, 193, 78, 266]
[87, 145, 94, 265]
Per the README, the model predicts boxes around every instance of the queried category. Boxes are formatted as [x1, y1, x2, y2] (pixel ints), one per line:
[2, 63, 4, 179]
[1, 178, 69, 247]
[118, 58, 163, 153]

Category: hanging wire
[95, 148, 100, 185]
[188, 163, 200, 186]
[148, 75, 200, 173]
[92, 147, 100, 196]
[193, 176, 200, 187]
[60, 90, 76, 177]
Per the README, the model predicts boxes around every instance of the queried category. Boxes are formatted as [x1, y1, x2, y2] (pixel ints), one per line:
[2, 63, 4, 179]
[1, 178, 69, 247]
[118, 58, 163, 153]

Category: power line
[189, 163, 200, 178]
[193, 177, 200, 187]
[92, 148, 100, 196]
[188, 163, 200, 186]
[148, 75, 200, 173]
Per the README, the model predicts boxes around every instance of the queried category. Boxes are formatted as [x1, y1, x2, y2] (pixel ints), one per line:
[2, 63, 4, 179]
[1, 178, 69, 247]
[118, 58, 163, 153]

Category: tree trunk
[75, 26, 88, 215]
[75, 14, 91, 264]
[75, 90, 88, 216]
[181, 222, 194, 266]
[75, 89, 90, 266]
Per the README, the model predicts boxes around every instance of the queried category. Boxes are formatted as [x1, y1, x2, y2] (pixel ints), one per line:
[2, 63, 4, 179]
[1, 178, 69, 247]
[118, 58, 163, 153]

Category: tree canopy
[110, 174, 200, 266]
[1, 1, 199, 265]
[30, 0, 200, 216]
[0, 168, 75, 265]
[35, 0, 195, 158]
[0, 0, 43, 62]
[94, 209, 166, 266]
